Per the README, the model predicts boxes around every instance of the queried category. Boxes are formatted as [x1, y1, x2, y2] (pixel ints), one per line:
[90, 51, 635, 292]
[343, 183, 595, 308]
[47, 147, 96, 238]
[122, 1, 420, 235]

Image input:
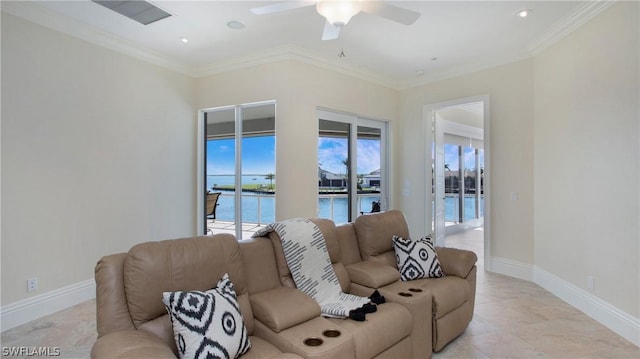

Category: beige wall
[2, 1, 638, 332]
[1, 13, 196, 304]
[196, 60, 398, 220]
[533, 2, 639, 317]
[397, 59, 535, 264]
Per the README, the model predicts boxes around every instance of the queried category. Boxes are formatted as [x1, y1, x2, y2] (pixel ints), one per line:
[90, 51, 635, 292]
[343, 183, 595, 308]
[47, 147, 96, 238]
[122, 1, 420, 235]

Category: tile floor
[1, 228, 638, 358]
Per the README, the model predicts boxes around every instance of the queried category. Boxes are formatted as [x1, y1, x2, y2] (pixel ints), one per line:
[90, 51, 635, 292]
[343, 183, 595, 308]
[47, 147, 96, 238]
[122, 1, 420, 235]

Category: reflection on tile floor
[1, 227, 638, 358]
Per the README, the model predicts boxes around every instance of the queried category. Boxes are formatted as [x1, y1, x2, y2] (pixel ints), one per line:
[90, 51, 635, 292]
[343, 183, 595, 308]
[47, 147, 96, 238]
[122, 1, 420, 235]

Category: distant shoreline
[210, 186, 275, 194]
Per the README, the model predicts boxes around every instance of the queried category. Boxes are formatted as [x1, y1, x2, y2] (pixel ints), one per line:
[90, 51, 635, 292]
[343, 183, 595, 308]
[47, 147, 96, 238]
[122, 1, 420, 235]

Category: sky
[318, 137, 380, 175]
[207, 136, 275, 175]
[444, 144, 484, 170]
[207, 136, 482, 176]
[208, 136, 381, 177]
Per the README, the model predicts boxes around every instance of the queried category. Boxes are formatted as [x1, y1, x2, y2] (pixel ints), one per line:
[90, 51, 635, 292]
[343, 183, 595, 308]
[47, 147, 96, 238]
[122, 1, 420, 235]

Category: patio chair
[360, 200, 381, 215]
[206, 191, 222, 220]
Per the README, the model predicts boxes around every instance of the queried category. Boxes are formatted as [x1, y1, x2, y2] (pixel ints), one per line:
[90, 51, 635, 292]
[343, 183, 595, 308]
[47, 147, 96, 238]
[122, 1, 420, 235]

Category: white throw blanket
[253, 218, 371, 318]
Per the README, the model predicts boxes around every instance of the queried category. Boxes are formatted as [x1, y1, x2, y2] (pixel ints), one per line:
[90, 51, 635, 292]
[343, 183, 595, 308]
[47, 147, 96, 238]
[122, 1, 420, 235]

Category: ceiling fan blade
[359, 2, 420, 25]
[250, 1, 315, 15]
[321, 20, 340, 40]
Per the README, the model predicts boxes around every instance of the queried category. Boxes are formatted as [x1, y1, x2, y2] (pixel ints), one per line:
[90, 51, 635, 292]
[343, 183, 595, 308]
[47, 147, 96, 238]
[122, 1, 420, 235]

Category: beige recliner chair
[348, 210, 478, 352]
[92, 234, 301, 358]
[249, 219, 414, 359]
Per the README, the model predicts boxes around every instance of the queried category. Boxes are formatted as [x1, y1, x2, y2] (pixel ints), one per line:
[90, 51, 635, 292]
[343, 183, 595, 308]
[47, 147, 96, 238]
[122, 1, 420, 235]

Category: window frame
[197, 100, 276, 238]
[317, 109, 389, 223]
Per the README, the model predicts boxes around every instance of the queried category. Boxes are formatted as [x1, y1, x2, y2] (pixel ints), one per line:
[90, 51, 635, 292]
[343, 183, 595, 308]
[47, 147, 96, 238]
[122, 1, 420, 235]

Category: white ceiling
[2, 1, 612, 89]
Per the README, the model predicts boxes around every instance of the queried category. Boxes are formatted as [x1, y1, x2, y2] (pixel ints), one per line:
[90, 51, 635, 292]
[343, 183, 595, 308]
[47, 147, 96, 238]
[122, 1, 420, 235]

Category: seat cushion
[250, 288, 321, 333]
[346, 261, 400, 288]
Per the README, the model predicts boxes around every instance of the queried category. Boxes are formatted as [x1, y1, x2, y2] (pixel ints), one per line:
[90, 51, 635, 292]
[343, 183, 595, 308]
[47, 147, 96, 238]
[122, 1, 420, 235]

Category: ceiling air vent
[92, 1, 171, 25]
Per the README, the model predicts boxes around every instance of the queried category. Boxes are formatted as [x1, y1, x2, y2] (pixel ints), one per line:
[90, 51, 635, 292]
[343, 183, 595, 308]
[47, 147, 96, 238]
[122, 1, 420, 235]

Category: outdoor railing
[212, 191, 380, 225]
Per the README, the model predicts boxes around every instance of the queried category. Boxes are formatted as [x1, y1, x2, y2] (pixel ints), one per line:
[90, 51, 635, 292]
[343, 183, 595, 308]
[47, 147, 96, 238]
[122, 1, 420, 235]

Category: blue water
[212, 191, 378, 224]
[212, 191, 483, 225]
[212, 190, 274, 224]
[445, 195, 485, 222]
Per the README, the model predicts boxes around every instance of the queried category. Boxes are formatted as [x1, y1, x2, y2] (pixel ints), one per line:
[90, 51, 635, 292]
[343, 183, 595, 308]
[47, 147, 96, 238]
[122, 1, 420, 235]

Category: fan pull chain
[338, 26, 346, 58]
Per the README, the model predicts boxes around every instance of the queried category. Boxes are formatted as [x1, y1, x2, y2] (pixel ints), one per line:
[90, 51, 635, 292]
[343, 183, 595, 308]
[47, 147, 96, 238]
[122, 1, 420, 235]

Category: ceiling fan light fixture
[316, 1, 360, 26]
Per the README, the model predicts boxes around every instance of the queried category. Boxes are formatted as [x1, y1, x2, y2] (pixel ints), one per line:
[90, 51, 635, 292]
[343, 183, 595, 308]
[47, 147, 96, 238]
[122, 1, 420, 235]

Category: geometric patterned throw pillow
[163, 273, 251, 359]
[392, 235, 444, 281]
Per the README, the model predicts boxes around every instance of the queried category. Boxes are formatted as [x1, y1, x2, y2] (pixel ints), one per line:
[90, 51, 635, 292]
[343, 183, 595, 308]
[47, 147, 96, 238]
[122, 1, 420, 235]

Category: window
[202, 102, 275, 239]
[444, 142, 484, 226]
[317, 110, 387, 223]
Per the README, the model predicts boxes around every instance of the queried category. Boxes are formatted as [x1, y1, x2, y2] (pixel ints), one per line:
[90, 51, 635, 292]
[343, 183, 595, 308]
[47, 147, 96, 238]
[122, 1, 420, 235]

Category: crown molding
[398, 52, 534, 90]
[0, 1, 192, 76]
[528, 0, 615, 56]
[1, 1, 401, 89]
[2, 1, 616, 91]
[191, 45, 403, 89]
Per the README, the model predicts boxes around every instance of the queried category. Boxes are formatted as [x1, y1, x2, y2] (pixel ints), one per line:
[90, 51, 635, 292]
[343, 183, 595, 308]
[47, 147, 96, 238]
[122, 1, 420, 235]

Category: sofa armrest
[91, 330, 176, 358]
[346, 261, 400, 288]
[436, 247, 478, 278]
[250, 287, 321, 333]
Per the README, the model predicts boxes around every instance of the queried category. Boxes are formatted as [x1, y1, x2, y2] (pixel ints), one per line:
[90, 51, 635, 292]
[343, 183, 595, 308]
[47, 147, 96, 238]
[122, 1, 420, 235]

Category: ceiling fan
[250, 1, 421, 40]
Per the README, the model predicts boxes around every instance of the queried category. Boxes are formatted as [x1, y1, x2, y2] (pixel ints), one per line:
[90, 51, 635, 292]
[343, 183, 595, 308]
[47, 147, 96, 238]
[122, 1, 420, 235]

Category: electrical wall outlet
[27, 278, 38, 292]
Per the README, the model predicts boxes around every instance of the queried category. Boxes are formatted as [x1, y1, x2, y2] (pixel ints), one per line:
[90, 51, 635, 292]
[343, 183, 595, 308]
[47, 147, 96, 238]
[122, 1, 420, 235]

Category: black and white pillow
[392, 235, 444, 281]
[163, 273, 251, 359]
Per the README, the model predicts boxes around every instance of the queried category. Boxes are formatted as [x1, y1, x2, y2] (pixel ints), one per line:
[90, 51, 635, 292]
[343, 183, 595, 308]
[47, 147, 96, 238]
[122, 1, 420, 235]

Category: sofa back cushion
[311, 218, 351, 293]
[239, 237, 284, 294]
[123, 235, 254, 338]
[353, 210, 410, 265]
[336, 223, 362, 266]
[265, 230, 297, 289]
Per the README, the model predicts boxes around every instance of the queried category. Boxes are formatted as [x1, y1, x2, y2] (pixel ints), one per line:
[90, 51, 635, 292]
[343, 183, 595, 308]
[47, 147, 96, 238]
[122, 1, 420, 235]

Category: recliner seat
[350, 210, 478, 352]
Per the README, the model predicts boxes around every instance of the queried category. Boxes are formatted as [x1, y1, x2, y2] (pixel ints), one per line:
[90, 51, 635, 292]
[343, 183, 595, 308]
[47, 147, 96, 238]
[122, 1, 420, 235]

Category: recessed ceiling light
[227, 20, 246, 30]
[517, 9, 532, 18]
[180, 37, 188, 43]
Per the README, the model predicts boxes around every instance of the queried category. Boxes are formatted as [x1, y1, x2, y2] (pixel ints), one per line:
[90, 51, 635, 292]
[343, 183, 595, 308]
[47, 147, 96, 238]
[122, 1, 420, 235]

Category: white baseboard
[0, 279, 95, 332]
[490, 256, 640, 347]
[533, 266, 640, 347]
[490, 256, 534, 281]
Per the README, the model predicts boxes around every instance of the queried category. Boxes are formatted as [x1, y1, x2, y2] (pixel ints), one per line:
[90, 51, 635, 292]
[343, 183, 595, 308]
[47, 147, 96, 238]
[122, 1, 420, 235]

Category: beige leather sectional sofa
[91, 210, 477, 358]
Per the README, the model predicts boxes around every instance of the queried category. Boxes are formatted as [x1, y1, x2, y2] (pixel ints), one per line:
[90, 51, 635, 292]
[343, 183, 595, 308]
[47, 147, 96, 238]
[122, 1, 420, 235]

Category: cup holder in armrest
[304, 337, 324, 347]
[322, 329, 341, 338]
[408, 288, 423, 293]
[398, 292, 413, 297]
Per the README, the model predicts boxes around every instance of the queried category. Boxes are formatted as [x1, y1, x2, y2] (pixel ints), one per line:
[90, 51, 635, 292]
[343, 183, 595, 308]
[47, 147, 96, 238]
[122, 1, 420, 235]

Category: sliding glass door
[203, 101, 275, 239]
[317, 109, 387, 223]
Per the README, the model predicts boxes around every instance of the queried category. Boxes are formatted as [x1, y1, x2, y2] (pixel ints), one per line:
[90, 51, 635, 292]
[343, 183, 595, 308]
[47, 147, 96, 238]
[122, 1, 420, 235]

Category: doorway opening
[424, 96, 490, 269]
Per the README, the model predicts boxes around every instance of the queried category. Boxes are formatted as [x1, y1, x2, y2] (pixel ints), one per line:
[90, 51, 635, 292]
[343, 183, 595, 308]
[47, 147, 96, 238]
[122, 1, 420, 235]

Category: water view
[211, 190, 380, 225]
[210, 188, 482, 224]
